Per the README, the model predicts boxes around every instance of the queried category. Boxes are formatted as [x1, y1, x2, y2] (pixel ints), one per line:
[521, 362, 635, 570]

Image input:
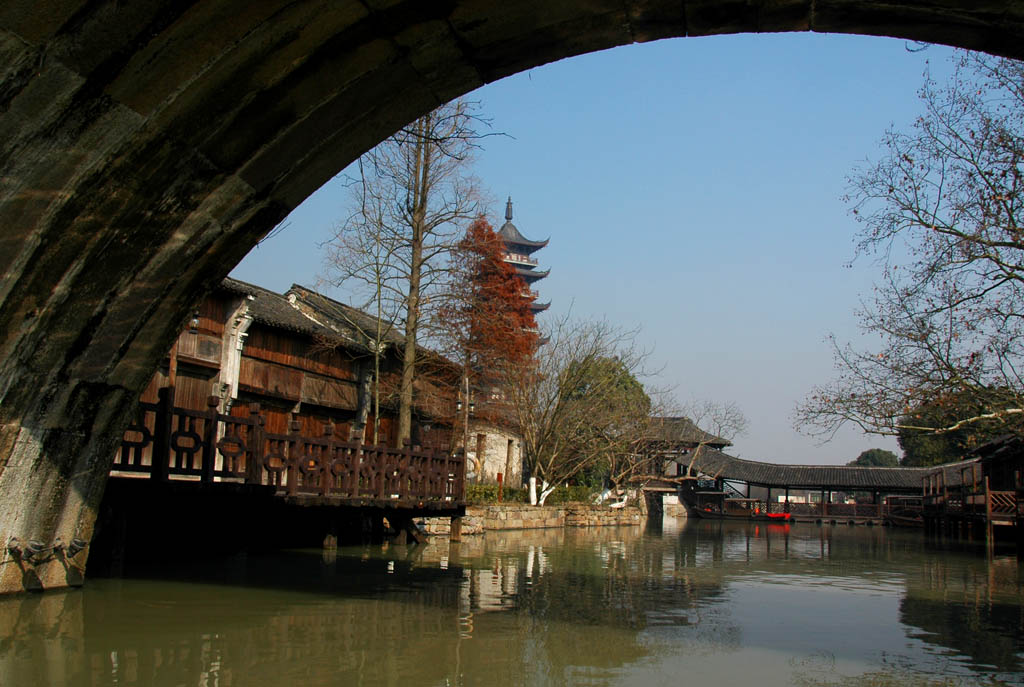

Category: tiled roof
[219, 278, 374, 351]
[285, 284, 406, 347]
[499, 220, 548, 252]
[221, 277, 333, 337]
[680, 447, 976, 492]
[646, 417, 730, 448]
[220, 279, 462, 374]
[513, 266, 549, 281]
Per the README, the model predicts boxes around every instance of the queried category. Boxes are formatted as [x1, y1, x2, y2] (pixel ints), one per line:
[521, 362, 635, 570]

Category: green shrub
[464, 483, 600, 506]
[465, 483, 528, 505]
[543, 485, 599, 505]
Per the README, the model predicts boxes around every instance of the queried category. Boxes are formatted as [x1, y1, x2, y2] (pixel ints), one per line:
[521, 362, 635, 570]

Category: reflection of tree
[900, 595, 1024, 674]
[790, 654, 987, 687]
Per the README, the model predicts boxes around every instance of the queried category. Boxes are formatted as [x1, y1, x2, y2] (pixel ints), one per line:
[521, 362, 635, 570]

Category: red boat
[691, 497, 792, 521]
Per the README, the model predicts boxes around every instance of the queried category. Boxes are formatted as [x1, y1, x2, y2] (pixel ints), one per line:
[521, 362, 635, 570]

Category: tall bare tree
[796, 52, 1024, 444]
[322, 100, 486, 447]
[680, 399, 748, 465]
[319, 169, 402, 444]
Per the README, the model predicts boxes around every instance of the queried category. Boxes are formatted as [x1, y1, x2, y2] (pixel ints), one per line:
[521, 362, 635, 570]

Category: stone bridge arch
[2, 1, 1023, 592]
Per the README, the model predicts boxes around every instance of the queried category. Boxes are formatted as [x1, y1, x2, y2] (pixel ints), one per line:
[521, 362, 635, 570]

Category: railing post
[200, 396, 218, 483]
[379, 444, 397, 500]
[152, 386, 174, 482]
[287, 415, 301, 496]
[247, 403, 263, 485]
[322, 421, 335, 497]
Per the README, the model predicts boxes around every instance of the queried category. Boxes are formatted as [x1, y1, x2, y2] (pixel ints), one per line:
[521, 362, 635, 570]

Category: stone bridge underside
[3, 1, 1024, 593]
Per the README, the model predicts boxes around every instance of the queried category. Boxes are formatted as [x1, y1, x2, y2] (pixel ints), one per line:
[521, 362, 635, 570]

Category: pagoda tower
[498, 197, 549, 316]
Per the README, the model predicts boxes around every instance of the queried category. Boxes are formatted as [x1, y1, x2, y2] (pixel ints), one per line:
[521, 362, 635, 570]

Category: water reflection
[1, 520, 1022, 686]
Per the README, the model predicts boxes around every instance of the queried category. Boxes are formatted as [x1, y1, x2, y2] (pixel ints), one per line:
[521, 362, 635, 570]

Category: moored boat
[691, 497, 792, 521]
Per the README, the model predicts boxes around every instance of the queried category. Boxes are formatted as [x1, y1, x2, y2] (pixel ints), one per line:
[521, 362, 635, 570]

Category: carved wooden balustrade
[113, 389, 465, 507]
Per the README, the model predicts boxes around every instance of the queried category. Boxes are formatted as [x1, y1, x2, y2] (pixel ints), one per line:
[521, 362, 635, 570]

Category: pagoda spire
[505, 196, 513, 221]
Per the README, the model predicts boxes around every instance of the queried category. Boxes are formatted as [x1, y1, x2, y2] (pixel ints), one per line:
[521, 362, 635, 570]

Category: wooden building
[137, 278, 457, 449]
[645, 416, 732, 471]
[923, 436, 1024, 546]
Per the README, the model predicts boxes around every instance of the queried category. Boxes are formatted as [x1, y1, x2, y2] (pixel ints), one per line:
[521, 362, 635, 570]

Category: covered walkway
[674, 448, 978, 524]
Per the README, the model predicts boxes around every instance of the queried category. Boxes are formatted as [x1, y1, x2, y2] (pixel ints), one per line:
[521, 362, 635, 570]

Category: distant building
[498, 197, 549, 317]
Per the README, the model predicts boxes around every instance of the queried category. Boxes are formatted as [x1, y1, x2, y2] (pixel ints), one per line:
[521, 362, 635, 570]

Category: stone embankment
[420, 503, 644, 536]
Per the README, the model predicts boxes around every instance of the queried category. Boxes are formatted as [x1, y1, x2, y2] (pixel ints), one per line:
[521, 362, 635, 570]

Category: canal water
[2, 518, 1023, 686]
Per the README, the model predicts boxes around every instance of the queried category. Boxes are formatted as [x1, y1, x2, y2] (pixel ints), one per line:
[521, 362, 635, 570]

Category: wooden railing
[784, 502, 902, 519]
[922, 464, 1017, 520]
[712, 500, 908, 520]
[113, 389, 465, 506]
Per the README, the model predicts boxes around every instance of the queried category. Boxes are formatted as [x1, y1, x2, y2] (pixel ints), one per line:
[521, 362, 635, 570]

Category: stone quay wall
[420, 503, 644, 536]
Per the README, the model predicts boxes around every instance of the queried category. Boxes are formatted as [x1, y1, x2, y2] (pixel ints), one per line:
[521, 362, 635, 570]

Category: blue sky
[232, 31, 960, 465]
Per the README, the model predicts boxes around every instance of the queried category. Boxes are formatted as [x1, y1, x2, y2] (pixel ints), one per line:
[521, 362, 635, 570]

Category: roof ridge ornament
[505, 196, 513, 221]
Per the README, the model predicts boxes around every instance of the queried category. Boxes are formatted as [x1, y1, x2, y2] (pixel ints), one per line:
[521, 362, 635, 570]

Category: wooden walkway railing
[113, 389, 465, 507]
[923, 463, 1017, 521]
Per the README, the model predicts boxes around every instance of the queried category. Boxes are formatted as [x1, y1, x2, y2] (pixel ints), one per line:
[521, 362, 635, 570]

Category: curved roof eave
[680, 448, 977, 491]
[514, 267, 550, 280]
[498, 220, 549, 250]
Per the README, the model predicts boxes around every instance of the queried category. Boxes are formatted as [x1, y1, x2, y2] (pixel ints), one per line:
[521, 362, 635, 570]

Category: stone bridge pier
[2, 1, 1024, 594]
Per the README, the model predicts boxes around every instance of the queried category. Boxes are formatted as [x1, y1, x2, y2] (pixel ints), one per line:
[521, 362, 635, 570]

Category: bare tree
[796, 52, 1024, 443]
[322, 99, 487, 447]
[319, 170, 403, 444]
[682, 399, 748, 461]
[500, 315, 655, 505]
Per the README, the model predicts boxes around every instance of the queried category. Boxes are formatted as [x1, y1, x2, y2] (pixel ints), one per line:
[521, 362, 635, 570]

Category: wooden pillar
[167, 338, 179, 388]
[784, 487, 790, 513]
[766, 487, 771, 513]
[200, 396, 219, 483]
[820, 489, 826, 518]
[152, 386, 174, 482]
[450, 516, 463, 542]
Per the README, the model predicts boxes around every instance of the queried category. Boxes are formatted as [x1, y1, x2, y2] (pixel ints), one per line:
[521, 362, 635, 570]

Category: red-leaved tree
[446, 218, 539, 420]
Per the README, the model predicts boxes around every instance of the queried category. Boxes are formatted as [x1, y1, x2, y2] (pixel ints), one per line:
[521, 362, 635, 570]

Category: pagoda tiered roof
[499, 197, 549, 321]
[513, 266, 549, 282]
[498, 197, 549, 254]
[499, 223, 548, 253]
